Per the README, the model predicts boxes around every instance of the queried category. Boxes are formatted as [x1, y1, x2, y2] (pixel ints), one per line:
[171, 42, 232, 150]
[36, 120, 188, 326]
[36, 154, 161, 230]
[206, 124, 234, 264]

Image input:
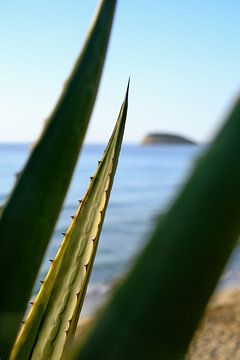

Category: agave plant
[0, 0, 122, 358]
[2, 0, 240, 358]
[10, 84, 128, 360]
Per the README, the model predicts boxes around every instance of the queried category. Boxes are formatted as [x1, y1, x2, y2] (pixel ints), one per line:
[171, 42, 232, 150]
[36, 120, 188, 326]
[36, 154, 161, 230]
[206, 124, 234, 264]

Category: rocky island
[142, 133, 196, 145]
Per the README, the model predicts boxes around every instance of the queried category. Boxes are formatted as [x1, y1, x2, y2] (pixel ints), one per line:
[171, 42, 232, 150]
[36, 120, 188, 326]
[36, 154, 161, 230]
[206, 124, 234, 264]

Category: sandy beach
[77, 288, 240, 359]
[186, 288, 240, 359]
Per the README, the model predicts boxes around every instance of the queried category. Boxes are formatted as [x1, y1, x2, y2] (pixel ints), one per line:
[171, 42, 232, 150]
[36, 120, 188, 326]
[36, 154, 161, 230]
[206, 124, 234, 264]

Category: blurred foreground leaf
[72, 98, 240, 360]
[0, 0, 117, 357]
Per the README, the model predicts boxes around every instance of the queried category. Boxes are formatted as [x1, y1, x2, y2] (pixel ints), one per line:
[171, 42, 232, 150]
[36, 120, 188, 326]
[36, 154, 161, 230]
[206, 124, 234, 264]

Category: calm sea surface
[1, 143, 240, 315]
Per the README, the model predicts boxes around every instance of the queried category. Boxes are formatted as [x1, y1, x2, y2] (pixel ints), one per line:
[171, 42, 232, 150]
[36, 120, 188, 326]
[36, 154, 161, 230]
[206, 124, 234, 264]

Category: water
[1, 143, 240, 316]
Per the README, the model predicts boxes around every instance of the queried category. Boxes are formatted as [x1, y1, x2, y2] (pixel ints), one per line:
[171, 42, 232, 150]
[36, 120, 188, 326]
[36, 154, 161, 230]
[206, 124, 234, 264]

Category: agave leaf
[0, 0, 116, 357]
[71, 97, 240, 360]
[10, 84, 129, 360]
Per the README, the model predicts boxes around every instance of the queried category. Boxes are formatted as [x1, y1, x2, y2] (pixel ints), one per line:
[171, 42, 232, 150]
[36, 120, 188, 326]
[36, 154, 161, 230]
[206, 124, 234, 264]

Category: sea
[1, 143, 240, 316]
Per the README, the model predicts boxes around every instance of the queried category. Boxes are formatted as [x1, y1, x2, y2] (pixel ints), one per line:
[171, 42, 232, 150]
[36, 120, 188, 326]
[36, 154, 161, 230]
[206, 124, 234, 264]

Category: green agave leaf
[11, 84, 129, 360]
[71, 97, 240, 360]
[0, 0, 117, 357]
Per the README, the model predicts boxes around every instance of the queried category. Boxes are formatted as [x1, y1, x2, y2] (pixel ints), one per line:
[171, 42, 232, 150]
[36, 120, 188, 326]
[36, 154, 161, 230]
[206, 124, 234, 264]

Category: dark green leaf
[0, 1, 117, 357]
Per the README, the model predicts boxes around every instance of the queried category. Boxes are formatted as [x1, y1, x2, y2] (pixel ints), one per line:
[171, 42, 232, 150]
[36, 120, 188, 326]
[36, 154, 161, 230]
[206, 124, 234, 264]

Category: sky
[0, 0, 240, 144]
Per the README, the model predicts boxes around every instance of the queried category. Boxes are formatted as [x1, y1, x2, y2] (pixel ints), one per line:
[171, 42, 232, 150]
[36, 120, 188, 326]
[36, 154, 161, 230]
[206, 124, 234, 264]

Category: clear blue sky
[0, 0, 240, 143]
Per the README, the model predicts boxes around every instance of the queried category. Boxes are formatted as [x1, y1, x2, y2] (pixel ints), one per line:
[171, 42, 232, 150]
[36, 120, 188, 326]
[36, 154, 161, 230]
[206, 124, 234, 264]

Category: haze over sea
[1, 143, 240, 316]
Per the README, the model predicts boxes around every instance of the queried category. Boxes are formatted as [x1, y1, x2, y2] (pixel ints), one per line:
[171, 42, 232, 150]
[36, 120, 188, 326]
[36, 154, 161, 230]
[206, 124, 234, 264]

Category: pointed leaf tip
[125, 78, 130, 102]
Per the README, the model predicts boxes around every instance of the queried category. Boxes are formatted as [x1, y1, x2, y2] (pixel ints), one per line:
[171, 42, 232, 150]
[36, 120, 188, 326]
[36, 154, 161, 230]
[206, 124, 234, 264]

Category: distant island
[141, 133, 196, 145]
